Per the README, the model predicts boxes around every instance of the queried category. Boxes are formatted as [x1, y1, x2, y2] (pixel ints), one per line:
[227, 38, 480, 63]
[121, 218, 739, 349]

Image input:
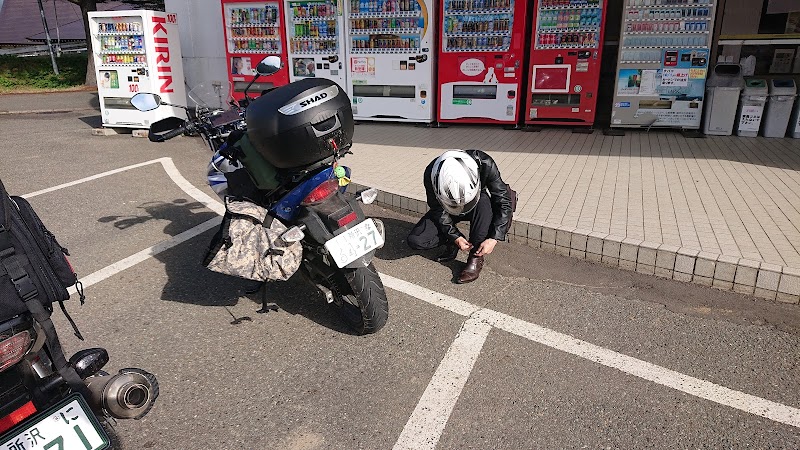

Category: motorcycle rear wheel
[332, 263, 388, 335]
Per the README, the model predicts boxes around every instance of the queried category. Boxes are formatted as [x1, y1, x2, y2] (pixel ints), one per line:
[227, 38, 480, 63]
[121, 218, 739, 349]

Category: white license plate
[0, 395, 109, 450]
[324, 219, 384, 268]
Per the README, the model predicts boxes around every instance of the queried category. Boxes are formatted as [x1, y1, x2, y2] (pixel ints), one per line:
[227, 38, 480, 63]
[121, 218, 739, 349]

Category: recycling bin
[735, 79, 768, 137]
[789, 91, 800, 138]
[762, 79, 797, 138]
[703, 64, 745, 136]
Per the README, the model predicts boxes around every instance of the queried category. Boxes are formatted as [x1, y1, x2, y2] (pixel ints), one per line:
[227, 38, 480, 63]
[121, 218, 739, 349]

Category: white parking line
[380, 274, 800, 437]
[393, 317, 492, 450]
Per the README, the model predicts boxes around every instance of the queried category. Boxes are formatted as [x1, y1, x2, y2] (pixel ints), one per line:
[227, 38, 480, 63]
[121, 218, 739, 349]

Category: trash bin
[762, 79, 797, 138]
[735, 79, 768, 137]
[703, 64, 745, 136]
[789, 92, 800, 138]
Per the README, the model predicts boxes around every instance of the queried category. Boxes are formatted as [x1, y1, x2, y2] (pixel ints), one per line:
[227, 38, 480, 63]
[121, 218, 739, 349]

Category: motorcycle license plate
[0, 394, 110, 450]
[325, 219, 384, 268]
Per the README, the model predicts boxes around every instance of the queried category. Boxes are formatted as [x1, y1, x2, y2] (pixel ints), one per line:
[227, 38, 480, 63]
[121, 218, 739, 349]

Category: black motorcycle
[131, 56, 388, 335]
[0, 314, 158, 449]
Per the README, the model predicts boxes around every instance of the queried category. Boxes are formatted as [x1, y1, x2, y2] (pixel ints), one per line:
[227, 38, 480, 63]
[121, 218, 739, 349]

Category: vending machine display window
[285, 0, 347, 84]
[225, 3, 282, 55]
[531, 64, 570, 93]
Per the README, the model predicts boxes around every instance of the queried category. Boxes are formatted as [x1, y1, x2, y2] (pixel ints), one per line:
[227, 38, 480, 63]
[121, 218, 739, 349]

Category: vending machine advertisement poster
[525, 0, 608, 127]
[221, 0, 291, 101]
[437, 0, 530, 125]
[610, 0, 716, 130]
[89, 10, 187, 128]
[285, 0, 348, 85]
[345, 0, 436, 123]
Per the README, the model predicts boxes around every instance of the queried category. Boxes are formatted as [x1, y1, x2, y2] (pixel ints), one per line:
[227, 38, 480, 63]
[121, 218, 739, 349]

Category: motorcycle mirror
[281, 226, 305, 243]
[358, 188, 378, 205]
[130, 93, 162, 111]
[256, 56, 282, 76]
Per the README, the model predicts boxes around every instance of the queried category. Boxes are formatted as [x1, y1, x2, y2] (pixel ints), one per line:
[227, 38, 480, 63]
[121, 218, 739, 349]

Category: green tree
[67, 0, 165, 86]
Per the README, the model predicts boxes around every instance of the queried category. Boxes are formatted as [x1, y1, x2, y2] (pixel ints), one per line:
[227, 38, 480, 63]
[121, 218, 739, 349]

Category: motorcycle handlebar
[149, 123, 189, 142]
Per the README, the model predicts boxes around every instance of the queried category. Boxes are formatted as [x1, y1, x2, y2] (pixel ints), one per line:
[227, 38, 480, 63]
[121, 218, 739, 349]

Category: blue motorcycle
[132, 56, 388, 335]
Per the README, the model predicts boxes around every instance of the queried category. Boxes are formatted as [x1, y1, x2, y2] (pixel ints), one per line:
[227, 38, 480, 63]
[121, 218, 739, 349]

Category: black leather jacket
[423, 149, 512, 242]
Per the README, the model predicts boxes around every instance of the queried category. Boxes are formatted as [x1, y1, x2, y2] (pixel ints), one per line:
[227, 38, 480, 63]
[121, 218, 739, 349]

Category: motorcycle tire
[332, 263, 388, 335]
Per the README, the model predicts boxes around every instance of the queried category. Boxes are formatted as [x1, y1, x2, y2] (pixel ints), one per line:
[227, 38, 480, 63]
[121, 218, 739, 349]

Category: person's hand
[455, 236, 472, 252]
[474, 238, 497, 256]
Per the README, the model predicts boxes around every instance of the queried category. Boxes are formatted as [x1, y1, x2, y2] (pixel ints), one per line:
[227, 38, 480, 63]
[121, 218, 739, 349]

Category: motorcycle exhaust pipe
[85, 368, 159, 420]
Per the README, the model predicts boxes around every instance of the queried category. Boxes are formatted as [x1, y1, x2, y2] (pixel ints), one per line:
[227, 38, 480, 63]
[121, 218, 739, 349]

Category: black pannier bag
[0, 177, 89, 395]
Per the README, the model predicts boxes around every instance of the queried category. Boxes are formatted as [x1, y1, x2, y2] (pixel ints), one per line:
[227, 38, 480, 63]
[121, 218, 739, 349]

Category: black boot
[435, 243, 459, 262]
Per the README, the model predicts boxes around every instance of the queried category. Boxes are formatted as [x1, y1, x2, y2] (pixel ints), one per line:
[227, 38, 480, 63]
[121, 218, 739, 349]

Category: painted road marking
[27, 157, 800, 447]
[393, 317, 492, 450]
[380, 273, 800, 436]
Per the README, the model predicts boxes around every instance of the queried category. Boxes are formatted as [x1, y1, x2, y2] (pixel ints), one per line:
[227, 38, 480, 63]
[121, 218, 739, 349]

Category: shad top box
[246, 78, 354, 169]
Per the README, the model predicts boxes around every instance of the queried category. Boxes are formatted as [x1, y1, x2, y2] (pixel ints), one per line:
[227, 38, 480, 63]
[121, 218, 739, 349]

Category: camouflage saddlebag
[203, 198, 302, 281]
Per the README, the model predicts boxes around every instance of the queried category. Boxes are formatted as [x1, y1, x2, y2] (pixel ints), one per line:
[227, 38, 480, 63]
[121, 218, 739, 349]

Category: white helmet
[431, 150, 480, 216]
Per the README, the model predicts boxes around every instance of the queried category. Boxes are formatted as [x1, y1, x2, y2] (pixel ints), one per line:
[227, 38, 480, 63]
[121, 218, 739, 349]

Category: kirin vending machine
[89, 10, 186, 128]
[524, 0, 607, 128]
[284, 0, 348, 85]
[437, 0, 531, 125]
[345, 0, 436, 123]
[610, 0, 716, 130]
[221, 0, 291, 101]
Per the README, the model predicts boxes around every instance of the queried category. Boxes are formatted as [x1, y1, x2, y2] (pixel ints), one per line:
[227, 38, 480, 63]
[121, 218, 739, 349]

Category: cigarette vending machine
[524, 0, 607, 128]
[345, 0, 436, 123]
[610, 0, 716, 130]
[284, 0, 347, 85]
[89, 10, 186, 128]
[437, 0, 530, 125]
[221, 0, 291, 101]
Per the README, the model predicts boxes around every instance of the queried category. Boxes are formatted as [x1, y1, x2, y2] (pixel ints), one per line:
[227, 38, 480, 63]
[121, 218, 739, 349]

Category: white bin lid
[769, 78, 796, 95]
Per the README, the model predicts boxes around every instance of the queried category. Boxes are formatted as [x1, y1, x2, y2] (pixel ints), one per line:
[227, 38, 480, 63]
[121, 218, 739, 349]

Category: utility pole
[36, 0, 59, 75]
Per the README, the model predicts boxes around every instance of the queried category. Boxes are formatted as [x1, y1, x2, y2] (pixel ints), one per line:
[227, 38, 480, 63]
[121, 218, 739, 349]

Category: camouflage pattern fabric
[205, 199, 302, 281]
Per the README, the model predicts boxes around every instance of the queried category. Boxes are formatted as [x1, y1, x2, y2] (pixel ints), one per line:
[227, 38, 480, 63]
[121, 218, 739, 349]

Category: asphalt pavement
[0, 106, 799, 449]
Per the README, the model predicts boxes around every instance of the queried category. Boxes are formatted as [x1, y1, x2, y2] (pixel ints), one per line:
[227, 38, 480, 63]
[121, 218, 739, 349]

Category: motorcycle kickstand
[255, 281, 279, 314]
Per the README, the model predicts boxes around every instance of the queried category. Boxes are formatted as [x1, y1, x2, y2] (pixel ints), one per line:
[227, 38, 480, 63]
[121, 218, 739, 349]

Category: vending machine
[345, 0, 436, 123]
[221, 0, 291, 101]
[437, 0, 530, 125]
[524, 0, 607, 128]
[610, 0, 716, 130]
[284, 0, 347, 85]
[89, 10, 186, 128]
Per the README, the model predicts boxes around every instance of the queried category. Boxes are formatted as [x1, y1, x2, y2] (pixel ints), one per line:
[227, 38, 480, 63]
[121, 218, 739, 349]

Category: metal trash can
[703, 64, 745, 136]
[763, 79, 797, 138]
[735, 79, 768, 137]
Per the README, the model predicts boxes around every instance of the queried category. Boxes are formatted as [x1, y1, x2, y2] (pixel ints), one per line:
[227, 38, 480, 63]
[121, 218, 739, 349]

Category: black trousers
[407, 192, 493, 250]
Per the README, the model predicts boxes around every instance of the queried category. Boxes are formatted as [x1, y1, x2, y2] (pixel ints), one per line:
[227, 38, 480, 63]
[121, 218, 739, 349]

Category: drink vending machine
[221, 0, 291, 101]
[345, 0, 436, 123]
[524, 0, 607, 128]
[89, 10, 186, 128]
[610, 0, 716, 130]
[284, 0, 347, 85]
[437, 0, 530, 125]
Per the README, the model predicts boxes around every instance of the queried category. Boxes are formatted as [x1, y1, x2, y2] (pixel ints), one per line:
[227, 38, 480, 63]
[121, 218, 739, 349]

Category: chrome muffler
[85, 368, 159, 420]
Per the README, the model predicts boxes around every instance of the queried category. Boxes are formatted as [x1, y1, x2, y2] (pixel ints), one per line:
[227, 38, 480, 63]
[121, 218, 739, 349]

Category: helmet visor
[440, 191, 480, 216]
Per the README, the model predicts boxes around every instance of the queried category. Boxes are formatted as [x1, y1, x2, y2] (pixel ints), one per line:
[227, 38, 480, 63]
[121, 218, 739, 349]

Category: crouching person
[407, 149, 512, 284]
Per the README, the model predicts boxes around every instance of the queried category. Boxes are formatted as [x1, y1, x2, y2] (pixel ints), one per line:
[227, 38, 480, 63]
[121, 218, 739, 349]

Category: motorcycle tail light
[0, 331, 32, 373]
[301, 179, 340, 205]
[0, 401, 36, 435]
[336, 212, 358, 228]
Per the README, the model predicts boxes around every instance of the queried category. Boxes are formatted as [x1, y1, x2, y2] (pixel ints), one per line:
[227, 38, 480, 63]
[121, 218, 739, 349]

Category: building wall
[165, 0, 227, 98]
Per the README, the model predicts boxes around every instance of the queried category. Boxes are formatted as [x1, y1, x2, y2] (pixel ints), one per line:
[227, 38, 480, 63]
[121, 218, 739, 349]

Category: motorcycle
[131, 56, 389, 335]
[0, 314, 159, 449]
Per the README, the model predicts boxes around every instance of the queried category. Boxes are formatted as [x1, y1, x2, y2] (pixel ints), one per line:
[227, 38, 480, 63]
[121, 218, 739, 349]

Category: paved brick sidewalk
[346, 123, 800, 303]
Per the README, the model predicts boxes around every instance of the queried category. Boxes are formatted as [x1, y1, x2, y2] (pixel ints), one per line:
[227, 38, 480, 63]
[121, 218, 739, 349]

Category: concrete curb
[0, 108, 97, 115]
[351, 183, 800, 305]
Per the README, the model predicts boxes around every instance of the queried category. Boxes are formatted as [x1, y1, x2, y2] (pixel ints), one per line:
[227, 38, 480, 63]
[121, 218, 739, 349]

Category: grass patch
[0, 54, 88, 93]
